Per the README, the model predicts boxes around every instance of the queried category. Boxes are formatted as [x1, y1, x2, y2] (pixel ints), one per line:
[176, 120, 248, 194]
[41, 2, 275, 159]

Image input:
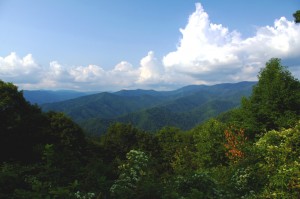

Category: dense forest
[1, 58, 299, 198]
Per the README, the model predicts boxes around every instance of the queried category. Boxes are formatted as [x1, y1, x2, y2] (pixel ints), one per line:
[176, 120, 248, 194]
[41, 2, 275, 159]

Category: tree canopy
[294, 10, 300, 23]
[238, 58, 300, 136]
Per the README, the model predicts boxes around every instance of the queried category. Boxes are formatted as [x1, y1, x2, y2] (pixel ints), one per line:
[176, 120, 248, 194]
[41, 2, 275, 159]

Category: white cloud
[163, 3, 300, 83]
[107, 61, 139, 88]
[70, 65, 105, 82]
[0, 52, 165, 91]
[0, 52, 41, 83]
[48, 61, 68, 80]
[1, 3, 300, 91]
[113, 61, 134, 72]
[137, 51, 163, 84]
[163, 3, 241, 75]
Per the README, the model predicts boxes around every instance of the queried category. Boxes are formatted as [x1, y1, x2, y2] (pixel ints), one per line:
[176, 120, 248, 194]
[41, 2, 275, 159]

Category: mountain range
[35, 81, 256, 135]
[23, 90, 96, 105]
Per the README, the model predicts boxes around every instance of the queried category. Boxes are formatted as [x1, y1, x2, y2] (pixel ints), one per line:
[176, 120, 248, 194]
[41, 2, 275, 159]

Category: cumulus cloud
[106, 61, 138, 88]
[0, 51, 165, 91]
[69, 65, 105, 82]
[43, 61, 132, 90]
[163, 4, 241, 75]
[163, 3, 300, 83]
[0, 52, 41, 83]
[137, 51, 163, 84]
[1, 2, 300, 91]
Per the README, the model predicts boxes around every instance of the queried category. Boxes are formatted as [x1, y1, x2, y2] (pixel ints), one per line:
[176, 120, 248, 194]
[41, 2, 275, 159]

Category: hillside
[42, 92, 166, 120]
[42, 81, 256, 134]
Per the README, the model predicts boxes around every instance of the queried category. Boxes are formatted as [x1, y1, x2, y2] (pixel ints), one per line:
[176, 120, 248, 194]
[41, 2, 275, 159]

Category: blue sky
[0, 0, 299, 91]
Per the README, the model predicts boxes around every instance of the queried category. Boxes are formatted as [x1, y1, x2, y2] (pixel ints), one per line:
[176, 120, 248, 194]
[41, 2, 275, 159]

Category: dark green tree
[293, 10, 300, 23]
[42, 112, 87, 186]
[155, 127, 183, 175]
[46, 111, 86, 151]
[163, 172, 221, 198]
[239, 58, 300, 136]
[99, 122, 158, 185]
[101, 123, 146, 161]
[110, 150, 161, 199]
[192, 119, 228, 168]
[0, 80, 48, 162]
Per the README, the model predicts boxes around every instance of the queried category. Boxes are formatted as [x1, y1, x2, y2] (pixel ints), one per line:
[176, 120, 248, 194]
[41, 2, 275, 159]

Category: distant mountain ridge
[42, 92, 164, 120]
[41, 81, 256, 135]
[23, 90, 96, 105]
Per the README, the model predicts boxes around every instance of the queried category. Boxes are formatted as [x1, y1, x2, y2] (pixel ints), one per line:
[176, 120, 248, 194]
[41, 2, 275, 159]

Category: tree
[110, 150, 160, 199]
[100, 123, 151, 162]
[192, 119, 228, 168]
[155, 127, 184, 174]
[0, 80, 48, 162]
[46, 112, 86, 151]
[163, 172, 221, 198]
[224, 126, 247, 163]
[43, 112, 87, 185]
[253, 122, 300, 198]
[293, 10, 300, 23]
[240, 58, 300, 135]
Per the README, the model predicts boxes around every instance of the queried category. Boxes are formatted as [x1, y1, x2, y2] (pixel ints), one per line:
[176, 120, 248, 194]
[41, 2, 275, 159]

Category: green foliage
[163, 172, 221, 199]
[101, 123, 153, 161]
[0, 80, 97, 197]
[42, 144, 55, 169]
[254, 123, 300, 198]
[0, 80, 48, 162]
[74, 191, 95, 199]
[0, 163, 21, 199]
[46, 111, 86, 150]
[230, 166, 258, 197]
[237, 58, 300, 136]
[99, 122, 160, 195]
[110, 150, 160, 199]
[155, 127, 195, 174]
[192, 119, 227, 168]
[293, 10, 300, 23]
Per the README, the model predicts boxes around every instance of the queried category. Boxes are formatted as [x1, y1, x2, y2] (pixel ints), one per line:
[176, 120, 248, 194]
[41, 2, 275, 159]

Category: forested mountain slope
[42, 81, 256, 134]
[42, 92, 166, 120]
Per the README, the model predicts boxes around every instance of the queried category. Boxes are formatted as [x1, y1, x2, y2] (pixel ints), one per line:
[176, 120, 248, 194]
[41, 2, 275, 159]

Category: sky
[0, 0, 299, 91]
